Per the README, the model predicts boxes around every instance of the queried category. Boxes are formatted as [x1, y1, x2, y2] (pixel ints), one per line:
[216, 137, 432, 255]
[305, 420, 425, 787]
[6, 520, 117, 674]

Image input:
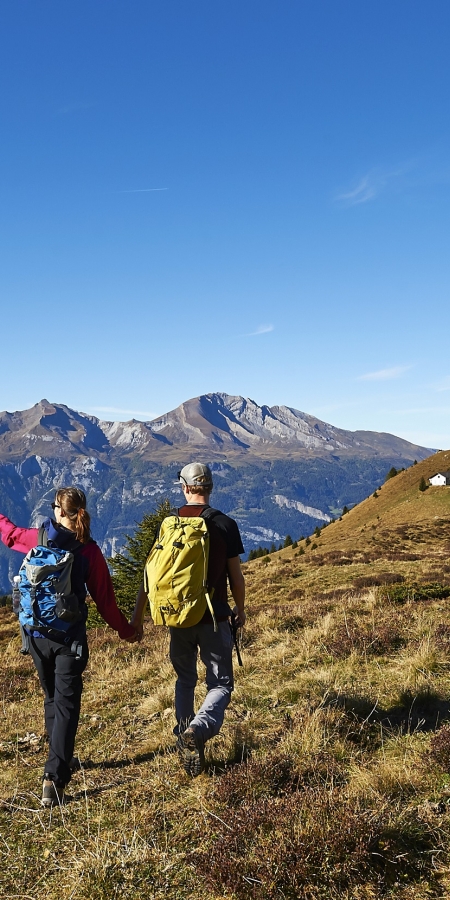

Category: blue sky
[1, 1, 449, 448]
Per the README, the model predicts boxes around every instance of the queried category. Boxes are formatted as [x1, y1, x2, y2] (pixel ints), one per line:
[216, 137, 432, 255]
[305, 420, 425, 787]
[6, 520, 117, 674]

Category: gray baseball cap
[176, 463, 213, 489]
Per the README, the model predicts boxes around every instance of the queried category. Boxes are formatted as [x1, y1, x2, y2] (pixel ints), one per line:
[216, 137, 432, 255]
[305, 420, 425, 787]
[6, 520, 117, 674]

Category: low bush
[384, 551, 421, 562]
[193, 787, 441, 899]
[280, 613, 304, 631]
[287, 588, 304, 601]
[434, 624, 450, 649]
[213, 751, 301, 807]
[324, 621, 405, 658]
[353, 573, 404, 589]
[313, 588, 349, 603]
[429, 724, 450, 772]
[377, 581, 450, 604]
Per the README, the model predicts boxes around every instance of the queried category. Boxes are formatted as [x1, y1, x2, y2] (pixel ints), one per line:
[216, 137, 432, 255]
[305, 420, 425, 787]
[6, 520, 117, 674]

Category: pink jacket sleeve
[0, 514, 38, 554]
[82, 542, 135, 640]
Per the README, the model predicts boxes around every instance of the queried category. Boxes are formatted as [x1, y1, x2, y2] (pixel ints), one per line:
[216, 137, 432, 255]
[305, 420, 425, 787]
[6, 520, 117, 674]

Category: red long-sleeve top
[0, 513, 134, 639]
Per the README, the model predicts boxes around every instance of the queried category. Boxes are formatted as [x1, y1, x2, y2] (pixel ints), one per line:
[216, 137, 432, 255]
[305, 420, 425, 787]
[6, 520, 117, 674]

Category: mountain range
[0, 393, 432, 592]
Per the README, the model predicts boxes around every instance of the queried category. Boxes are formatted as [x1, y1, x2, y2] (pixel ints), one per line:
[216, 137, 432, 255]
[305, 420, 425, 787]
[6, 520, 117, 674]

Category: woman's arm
[82, 542, 138, 641]
[0, 514, 38, 554]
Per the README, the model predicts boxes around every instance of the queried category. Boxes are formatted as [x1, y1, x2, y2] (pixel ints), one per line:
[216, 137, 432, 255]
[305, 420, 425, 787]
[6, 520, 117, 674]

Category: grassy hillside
[245, 449, 450, 600]
[1, 451, 450, 899]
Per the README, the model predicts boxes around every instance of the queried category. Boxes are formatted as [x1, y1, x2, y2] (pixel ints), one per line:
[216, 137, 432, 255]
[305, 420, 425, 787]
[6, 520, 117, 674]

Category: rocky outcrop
[273, 495, 331, 522]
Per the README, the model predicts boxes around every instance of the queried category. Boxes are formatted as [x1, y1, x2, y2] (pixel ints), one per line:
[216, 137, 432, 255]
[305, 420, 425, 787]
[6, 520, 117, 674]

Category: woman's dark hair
[55, 487, 91, 544]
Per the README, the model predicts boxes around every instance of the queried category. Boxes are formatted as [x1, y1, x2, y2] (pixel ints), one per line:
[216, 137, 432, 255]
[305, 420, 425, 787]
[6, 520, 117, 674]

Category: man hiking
[131, 462, 245, 776]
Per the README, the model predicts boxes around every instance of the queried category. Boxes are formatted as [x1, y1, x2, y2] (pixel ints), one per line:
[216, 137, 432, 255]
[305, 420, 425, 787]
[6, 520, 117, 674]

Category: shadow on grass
[76, 743, 177, 772]
[325, 689, 450, 735]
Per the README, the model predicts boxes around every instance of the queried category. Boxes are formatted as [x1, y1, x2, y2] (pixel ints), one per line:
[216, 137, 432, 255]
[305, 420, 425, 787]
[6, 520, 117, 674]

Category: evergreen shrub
[377, 581, 450, 604]
[87, 499, 172, 626]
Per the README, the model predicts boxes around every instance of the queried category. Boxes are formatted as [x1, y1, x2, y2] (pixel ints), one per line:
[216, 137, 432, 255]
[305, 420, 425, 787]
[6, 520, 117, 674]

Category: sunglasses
[51, 502, 61, 510]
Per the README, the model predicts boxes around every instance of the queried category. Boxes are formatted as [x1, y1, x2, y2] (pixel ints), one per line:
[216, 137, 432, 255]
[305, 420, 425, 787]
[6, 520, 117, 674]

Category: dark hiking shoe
[42, 779, 65, 807]
[176, 727, 205, 777]
[69, 756, 81, 773]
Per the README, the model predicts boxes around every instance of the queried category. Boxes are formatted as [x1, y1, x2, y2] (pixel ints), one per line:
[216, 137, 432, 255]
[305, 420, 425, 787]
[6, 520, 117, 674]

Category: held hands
[124, 623, 144, 643]
[130, 611, 145, 642]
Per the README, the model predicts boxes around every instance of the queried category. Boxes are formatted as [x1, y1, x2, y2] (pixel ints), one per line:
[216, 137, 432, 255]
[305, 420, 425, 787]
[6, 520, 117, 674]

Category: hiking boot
[42, 778, 65, 807]
[69, 755, 81, 773]
[176, 727, 205, 777]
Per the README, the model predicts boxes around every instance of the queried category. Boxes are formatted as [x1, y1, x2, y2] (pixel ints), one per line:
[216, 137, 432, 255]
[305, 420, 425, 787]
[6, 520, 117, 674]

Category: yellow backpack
[144, 511, 218, 629]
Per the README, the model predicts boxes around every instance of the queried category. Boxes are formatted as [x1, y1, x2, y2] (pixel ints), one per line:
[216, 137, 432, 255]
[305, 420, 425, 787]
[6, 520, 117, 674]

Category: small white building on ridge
[429, 471, 450, 486]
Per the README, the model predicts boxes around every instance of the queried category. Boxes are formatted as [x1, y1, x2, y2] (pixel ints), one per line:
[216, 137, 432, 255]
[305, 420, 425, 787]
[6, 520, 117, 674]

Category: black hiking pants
[29, 635, 89, 787]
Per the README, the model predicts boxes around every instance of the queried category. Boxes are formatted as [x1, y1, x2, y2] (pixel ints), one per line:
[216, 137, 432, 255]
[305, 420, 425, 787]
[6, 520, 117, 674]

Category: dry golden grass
[2, 579, 450, 899]
[1, 451, 450, 898]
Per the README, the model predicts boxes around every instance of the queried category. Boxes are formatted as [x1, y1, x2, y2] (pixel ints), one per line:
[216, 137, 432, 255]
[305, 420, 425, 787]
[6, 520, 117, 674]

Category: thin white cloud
[435, 376, 450, 392]
[335, 163, 409, 206]
[243, 324, 274, 337]
[115, 188, 168, 193]
[336, 175, 378, 205]
[358, 365, 412, 382]
[88, 406, 157, 418]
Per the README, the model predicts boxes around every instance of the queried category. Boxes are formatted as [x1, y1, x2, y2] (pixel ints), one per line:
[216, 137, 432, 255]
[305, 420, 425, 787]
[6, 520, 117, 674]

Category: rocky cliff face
[0, 395, 432, 592]
[145, 393, 428, 456]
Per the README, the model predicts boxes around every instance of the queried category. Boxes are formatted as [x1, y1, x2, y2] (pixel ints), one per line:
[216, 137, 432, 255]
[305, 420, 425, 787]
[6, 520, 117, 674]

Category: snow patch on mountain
[240, 526, 282, 542]
[273, 494, 331, 522]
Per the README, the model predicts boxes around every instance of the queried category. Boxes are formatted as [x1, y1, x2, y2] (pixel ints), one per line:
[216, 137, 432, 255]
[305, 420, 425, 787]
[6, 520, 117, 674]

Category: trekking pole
[230, 611, 243, 667]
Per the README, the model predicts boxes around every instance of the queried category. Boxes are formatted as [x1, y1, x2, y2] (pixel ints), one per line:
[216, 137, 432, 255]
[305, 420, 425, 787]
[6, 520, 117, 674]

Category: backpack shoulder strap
[151, 509, 179, 550]
[38, 524, 48, 547]
[200, 507, 221, 522]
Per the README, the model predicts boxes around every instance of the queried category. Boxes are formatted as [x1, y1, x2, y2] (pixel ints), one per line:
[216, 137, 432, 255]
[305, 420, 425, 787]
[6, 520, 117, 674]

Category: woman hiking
[0, 487, 140, 807]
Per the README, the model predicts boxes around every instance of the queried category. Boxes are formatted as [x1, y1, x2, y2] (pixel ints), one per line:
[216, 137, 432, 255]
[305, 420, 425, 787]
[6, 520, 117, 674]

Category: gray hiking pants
[169, 620, 234, 742]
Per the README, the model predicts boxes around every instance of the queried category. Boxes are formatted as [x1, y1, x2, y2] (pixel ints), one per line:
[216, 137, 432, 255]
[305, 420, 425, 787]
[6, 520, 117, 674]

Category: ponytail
[73, 506, 91, 544]
[55, 487, 91, 544]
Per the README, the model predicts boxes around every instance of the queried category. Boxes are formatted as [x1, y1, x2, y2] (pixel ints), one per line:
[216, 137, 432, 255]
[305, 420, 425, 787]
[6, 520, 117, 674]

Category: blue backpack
[18, 526, 82, 634]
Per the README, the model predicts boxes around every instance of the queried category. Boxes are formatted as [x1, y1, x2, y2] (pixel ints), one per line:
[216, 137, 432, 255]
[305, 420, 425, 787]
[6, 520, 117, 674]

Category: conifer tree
[283, 534, 293, 548]
[88, 499, 172, 625]
[419, 476, 428, 492]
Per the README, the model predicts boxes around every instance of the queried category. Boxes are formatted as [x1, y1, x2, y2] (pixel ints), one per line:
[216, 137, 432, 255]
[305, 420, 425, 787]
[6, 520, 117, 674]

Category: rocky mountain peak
[0, 393, 432, 462]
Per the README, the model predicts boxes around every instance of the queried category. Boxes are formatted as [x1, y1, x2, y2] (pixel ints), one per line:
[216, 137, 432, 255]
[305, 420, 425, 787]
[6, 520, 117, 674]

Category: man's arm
[131, 581, 148, 631]
[227, 556, 246, 626]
